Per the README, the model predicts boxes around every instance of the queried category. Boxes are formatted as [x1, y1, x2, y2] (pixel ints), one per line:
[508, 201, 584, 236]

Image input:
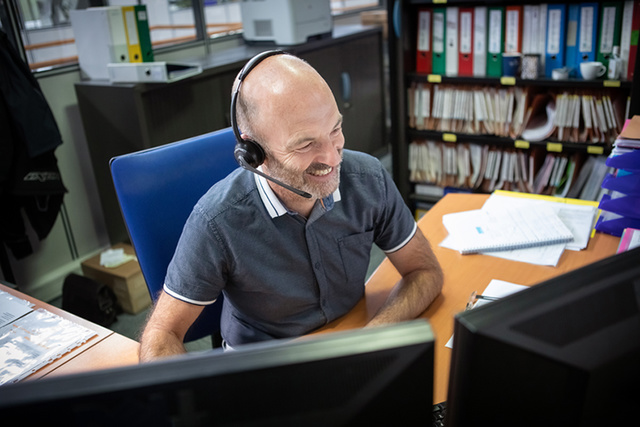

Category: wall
[3, 12, 368, 302]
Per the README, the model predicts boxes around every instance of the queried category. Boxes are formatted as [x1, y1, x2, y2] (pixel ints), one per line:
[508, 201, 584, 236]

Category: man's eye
[297, 142, 313, 152]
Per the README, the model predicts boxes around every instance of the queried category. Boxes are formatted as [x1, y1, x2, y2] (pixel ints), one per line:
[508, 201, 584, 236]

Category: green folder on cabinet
[596, 2, 622, 68]
[432, 8, 446, 75]
[134, 5, 154, 62]
[487, 6, 505, 77]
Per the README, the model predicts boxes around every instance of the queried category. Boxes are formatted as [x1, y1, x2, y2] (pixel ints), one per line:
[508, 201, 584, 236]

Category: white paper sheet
[446, 280, 528, 348]
[0, 290, 34, 329]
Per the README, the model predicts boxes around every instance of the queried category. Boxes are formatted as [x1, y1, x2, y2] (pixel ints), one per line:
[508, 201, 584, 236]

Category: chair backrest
[110, 127, 238, 342]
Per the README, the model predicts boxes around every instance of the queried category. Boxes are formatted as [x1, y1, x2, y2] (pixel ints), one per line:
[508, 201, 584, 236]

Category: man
[139, 52, 443, 362]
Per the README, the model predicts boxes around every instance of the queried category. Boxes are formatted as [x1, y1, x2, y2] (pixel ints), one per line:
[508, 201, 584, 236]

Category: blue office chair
[110, 127, 238, 343]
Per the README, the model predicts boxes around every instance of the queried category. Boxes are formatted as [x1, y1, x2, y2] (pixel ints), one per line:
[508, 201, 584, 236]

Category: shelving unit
[386, 0, 640, 208]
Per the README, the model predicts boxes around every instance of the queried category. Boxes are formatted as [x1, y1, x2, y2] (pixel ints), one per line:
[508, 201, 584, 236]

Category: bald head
[233, 54, 336, 146]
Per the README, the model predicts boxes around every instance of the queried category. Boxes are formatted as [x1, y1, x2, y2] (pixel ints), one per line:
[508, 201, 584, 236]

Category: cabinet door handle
[393, 0, 401, 39]
[341, 72, 352, 109]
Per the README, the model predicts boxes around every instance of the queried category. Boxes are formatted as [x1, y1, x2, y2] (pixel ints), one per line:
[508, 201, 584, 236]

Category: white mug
[580, 61, 606, 80]
[551, 67, 569, 80]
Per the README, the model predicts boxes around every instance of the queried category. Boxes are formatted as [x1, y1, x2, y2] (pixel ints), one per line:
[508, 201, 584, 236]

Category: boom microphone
[237, 156, 313, 199]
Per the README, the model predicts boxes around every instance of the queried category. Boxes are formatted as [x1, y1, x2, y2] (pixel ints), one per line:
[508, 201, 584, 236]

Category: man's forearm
[139, 328, 187, 362]
[366, 267, 443, 327]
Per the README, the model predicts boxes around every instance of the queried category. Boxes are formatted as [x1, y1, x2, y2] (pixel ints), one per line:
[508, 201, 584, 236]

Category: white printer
[240, 0, 333, 45]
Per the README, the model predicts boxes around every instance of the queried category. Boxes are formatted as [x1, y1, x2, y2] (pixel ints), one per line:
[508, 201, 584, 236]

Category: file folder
[122, 5, 142, 62]
[487, 6, 505, 77]
[458, 7, 474, 76]
[597, 2, 623, 68]
[416, 9, 432, 74]
[504, 5, 523, 54]
[432, 8, 446, 75]
[576, 3, 599, 66]
[446, 7, 459, 77]
[133, 5, 154, 62]
[473, 6, 487, 77]
[629, 0, 640, 80]
[545, 4, 567, 77]
[565, 4, 580, 77]
[522, 5, 541, 55]
[619, 1, 635, 80]
[70, 6, 129, 80]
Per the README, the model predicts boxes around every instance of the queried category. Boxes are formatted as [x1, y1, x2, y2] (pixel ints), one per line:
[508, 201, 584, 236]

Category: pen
[475, 295, 500, 302]
[466, 291, 501, 310]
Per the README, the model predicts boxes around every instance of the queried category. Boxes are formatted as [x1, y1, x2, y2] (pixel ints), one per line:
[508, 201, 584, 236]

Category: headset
[230, 50, 312, 199]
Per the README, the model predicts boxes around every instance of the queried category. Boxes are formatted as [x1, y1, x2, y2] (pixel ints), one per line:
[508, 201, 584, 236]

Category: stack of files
[596, 116, 640, 235]
[515, 90, 626, 144]
[407, 83, 627, 144]
[407, 83, 531, 138]
[565, 155, 612, 201]
[440, 204, 574, 255]
[410, 140, 607, 201]
[410, 141, 486, 191]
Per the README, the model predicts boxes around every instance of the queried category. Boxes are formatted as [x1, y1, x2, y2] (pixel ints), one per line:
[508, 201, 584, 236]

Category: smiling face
[239, 55, 345, 208]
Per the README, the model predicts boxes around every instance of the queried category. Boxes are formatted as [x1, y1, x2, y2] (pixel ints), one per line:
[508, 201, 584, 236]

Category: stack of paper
[440, 191, 598, 266]
[442, 205, 574, 254]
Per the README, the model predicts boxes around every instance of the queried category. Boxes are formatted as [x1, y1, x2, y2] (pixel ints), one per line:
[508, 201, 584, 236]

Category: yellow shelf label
[500, 76, 516, 86]
[427, 74, 442, 83]
[514, 140, 530, 149]
[432, 0, 447, 3]
[442, 133, 457, 142]
[587, 145, 604, 155]
[603, 80, 621, 87]
[547, 142, 563, 152]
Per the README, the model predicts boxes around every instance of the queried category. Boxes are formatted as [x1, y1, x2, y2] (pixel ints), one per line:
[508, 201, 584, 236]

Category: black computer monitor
[0, 319, 434, 426]
[446, 246, 640, 427]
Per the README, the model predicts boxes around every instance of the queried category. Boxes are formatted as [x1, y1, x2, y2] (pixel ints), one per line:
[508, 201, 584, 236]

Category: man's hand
[366, 227, 443, 327]
[138, 291, 205, 362]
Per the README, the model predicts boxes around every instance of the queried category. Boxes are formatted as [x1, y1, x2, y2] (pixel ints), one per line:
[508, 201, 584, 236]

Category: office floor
[50, 244, 387, 353]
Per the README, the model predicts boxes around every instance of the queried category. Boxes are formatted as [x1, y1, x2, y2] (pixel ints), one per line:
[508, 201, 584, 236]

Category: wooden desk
[318, 193, 619, 403]
[1, 284, 140, 380]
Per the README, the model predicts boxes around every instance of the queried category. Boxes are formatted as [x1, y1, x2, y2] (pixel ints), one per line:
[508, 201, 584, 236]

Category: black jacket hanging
[0, 29, 67, 259]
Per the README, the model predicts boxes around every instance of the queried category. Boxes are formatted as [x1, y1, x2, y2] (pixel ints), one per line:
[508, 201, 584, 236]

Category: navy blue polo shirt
[163, 149, 417, 347]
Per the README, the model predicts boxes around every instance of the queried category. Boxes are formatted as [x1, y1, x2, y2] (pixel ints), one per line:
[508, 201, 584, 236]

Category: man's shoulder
[342, 149, 385, 176]
[193, 168, 258, 220]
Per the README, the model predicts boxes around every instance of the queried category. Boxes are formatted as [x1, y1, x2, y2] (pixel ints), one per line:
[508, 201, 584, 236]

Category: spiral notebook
[442, 206, 574, 254]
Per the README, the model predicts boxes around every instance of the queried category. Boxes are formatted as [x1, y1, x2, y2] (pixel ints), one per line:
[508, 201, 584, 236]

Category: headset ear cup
[234, 139, 265, 168]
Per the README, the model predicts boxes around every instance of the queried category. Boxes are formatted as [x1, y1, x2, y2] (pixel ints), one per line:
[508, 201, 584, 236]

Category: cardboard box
[81, 243, 151, 314]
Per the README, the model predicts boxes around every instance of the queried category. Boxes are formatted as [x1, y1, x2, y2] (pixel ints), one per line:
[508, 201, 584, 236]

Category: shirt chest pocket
[337, 230, 375, 285]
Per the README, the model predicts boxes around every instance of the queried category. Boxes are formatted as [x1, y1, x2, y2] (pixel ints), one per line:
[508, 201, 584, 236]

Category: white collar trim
[254, 167, 341, 218]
